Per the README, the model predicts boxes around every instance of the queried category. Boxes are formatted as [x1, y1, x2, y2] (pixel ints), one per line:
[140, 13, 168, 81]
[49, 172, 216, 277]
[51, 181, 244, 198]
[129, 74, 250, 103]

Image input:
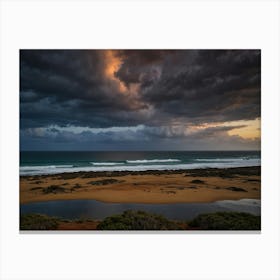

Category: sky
[20, 50, 261, 151]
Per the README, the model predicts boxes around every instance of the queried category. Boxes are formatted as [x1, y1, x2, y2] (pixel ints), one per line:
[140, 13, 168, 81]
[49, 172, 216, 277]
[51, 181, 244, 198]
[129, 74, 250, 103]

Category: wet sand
[20, 166, 261, 204]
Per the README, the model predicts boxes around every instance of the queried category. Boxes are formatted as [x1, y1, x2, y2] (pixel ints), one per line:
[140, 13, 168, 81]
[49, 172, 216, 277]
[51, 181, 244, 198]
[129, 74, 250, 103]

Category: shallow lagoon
[21, 199, 261, 221]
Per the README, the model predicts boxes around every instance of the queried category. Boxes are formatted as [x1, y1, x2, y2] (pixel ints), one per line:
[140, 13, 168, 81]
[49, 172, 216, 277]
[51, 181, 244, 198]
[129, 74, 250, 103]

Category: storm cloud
[20, 50, 261, 150]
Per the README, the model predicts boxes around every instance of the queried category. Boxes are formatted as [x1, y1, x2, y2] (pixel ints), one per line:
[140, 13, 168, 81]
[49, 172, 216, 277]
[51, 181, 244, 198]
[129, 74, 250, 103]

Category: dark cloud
[20, 124, 260, 151]
[20, 50, 151, 129]
[139, 50, 261, 123]
[114, 50, 172, 87]
[20, 50, 261, 150]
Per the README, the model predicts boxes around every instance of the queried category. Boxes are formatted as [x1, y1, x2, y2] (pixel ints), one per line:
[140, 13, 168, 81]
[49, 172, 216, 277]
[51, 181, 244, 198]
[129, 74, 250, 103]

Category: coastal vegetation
[20, 213, 60, 230]
[188, 212, 261, 230]
[96, 210, 182, 230]
[20, 210, 261, 231]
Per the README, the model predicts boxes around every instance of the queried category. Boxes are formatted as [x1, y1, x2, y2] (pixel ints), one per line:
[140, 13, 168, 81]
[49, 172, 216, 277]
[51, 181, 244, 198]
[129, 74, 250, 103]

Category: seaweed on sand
[88, 179, 123, 186]
[226, 186, 247, 192]
[30, 186, 43, 191]
[190, 179, 205, 184]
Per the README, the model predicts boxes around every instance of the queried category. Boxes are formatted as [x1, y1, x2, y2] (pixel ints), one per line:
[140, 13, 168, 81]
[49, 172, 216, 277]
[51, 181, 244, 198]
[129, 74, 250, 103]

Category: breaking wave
[20, 158, 260, 176]
[126, 159, 181, 164]
[90, 162, 124, 166]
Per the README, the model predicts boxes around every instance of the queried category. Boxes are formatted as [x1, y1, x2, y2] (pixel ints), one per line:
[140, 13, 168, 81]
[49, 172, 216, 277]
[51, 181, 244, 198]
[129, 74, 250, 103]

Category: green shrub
[97, 210, 181, 230]
[42, 185, 66, 194]
[188, 212, 260, 230]
[20, 213, 60, 230]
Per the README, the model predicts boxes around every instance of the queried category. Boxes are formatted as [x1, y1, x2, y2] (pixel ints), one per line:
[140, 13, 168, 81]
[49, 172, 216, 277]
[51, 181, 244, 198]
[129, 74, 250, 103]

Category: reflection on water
[20, 199, 261, 221]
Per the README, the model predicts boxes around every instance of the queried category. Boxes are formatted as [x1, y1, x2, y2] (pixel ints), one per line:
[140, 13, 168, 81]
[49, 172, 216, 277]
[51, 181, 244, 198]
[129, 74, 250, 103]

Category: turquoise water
[20, 151, 261, 176]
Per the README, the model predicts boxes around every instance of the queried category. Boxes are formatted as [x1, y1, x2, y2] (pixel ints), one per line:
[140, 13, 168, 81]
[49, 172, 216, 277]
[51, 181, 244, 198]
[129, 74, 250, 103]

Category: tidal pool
[20, 198, 261, 221]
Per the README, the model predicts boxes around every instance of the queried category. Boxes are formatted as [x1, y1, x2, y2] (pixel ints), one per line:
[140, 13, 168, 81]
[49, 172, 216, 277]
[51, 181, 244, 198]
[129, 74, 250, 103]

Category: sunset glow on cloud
[103, 50, 127, 93]
[20, 50, 261, 150]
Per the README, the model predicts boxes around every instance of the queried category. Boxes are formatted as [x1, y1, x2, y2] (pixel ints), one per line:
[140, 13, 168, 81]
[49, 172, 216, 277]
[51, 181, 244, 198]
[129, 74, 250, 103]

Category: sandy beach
[20, 166, 261, 205]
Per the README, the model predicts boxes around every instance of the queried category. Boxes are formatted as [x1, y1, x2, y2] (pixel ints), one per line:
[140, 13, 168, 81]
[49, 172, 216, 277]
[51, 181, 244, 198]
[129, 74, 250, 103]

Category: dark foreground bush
[188, 212, 260, 230]
[20, 213, 60, 230]
[97, 210, 181, 230]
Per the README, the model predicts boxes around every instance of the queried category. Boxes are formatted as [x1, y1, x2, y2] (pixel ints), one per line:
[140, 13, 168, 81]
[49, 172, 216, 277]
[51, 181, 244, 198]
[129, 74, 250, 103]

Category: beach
[20, 166, 261, 205]
[18, 49, 262, 232]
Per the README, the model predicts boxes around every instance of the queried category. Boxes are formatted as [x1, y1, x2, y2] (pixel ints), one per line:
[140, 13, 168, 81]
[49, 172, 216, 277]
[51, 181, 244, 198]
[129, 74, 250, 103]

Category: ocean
[20, 151, 261, 176]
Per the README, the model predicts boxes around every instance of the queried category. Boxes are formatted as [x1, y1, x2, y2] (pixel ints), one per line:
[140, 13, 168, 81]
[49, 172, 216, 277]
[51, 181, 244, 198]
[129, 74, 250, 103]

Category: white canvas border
[0, 0, 280, 279]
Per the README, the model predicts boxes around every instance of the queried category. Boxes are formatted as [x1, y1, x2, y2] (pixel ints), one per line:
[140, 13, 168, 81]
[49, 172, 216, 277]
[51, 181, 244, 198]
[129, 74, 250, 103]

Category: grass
[20, 213, 60, 230]
[188, 212, 260, 230]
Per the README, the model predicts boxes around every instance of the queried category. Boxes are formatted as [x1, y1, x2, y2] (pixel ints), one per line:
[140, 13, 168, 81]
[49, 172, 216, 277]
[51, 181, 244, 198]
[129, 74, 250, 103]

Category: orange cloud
[227, 119, 260, 139]
[103, 50, 126, 93]
[187, 118, 260, 140]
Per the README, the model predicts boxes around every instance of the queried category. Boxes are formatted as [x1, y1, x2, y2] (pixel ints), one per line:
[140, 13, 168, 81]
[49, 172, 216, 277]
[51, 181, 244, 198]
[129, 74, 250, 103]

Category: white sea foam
[20, 165, 73, 170]
[196, 157, 258, 162]
[90, 162, 124, 166]
[20, 159, 261, 176]
[126, 159, 181, 164]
